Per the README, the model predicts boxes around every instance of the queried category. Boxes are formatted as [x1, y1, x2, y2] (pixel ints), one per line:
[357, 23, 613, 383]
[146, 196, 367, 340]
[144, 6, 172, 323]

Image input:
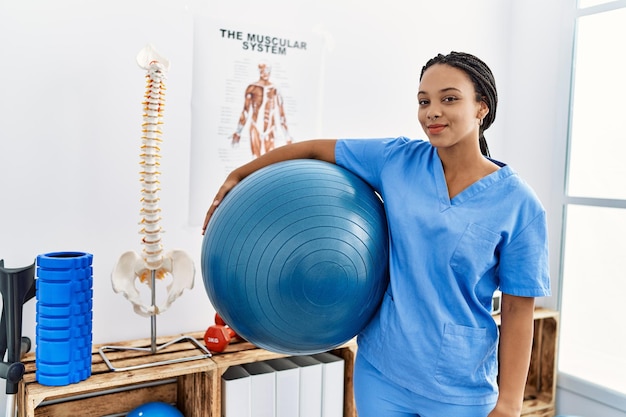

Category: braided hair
[420, 51, 498, 158]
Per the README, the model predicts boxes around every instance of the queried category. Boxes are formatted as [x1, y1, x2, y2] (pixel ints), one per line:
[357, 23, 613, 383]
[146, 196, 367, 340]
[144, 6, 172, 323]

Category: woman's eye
[443, 96, 458, 103]
[418, 99, 429, 105]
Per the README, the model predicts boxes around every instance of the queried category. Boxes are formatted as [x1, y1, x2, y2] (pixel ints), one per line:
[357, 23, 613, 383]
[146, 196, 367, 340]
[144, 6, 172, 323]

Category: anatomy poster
[189, 19, 326, 225]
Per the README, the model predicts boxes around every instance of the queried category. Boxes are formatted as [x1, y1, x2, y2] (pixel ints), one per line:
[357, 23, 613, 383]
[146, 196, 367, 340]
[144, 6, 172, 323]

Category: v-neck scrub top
[335, 137, 551, 406]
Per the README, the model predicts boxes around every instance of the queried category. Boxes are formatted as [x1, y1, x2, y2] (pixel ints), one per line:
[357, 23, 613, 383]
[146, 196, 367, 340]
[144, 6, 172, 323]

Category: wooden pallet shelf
[18, 331, 215, 417]
[17, 332, 356, 417]
[17, 308, 557, 417]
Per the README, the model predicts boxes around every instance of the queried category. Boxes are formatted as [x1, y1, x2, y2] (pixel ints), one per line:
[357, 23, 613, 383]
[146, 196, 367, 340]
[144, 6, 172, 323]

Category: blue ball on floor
[127, 402, 184, 417]
[202, 160, 389, 355]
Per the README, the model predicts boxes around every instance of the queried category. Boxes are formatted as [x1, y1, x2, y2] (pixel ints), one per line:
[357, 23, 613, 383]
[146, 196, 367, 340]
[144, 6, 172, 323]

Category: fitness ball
[201, 159, 389, 355]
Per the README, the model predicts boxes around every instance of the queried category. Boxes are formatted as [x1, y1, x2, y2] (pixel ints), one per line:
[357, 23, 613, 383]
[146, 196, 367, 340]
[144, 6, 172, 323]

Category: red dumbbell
[214, 312, 226, 326]
[204, 313, 239, 352]
[214, 313, 240, 337]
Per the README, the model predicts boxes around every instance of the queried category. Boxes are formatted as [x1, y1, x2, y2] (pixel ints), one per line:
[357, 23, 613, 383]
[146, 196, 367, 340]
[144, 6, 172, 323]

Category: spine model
[139, 57, 166, 276]
[111, 44, 194, 318]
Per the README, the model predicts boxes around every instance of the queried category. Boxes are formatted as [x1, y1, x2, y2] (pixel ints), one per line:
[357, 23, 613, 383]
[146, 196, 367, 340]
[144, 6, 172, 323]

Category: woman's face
[417, 63, 488, 151]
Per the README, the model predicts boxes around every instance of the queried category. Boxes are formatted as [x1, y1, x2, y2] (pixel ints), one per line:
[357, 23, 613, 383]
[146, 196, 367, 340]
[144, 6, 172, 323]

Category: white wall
[0, 0, 614, 415]
[502, 0, 574, 314]
[0, 0, 199, 344]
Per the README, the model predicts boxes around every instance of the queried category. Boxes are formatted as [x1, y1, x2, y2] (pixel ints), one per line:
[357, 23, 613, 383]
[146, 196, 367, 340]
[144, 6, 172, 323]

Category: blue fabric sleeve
[498, 211, 551, 297]
[335, 138, 409, 191]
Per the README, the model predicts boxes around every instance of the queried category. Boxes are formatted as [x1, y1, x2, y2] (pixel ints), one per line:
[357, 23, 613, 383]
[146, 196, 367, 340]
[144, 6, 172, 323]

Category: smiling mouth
[427, 124, 446, 134]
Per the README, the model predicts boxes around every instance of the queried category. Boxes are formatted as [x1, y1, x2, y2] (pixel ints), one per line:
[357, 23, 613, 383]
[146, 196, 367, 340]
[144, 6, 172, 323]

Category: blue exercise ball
[127, 402, 184, 417]
[202, 160, 389, 355]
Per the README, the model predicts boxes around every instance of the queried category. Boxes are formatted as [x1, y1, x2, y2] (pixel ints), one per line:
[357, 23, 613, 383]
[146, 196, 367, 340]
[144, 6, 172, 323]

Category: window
[559, 0, 626, 396]
[578, 0, 616, 8]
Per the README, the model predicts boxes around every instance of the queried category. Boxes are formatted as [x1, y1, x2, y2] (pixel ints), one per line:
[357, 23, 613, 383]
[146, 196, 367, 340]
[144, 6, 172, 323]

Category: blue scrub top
[335, 137, 551, 406]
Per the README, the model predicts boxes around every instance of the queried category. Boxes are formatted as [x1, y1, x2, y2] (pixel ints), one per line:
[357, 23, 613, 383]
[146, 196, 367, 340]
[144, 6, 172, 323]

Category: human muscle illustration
[232, 62, 292, 157]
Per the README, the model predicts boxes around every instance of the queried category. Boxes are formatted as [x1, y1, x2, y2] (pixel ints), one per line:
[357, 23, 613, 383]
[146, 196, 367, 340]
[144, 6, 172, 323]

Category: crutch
[0, 260, 36, 417]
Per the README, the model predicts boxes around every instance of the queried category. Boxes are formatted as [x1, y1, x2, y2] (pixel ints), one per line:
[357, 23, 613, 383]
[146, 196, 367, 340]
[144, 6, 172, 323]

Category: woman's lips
[427, 124, 446, 134]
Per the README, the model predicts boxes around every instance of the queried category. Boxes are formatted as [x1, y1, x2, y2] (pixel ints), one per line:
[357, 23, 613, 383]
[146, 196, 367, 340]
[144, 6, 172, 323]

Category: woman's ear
[478, 100, 490, 120]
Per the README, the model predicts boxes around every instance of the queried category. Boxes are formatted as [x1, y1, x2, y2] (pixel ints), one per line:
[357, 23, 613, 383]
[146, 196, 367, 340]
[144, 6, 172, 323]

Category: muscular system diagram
[232, 62, 292, 157]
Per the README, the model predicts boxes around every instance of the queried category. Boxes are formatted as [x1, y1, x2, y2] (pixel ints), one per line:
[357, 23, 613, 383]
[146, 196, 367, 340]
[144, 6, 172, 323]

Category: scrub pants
[353, 352, 496, 417]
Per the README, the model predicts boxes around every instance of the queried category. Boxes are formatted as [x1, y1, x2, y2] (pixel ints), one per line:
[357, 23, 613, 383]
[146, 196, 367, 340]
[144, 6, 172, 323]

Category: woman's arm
[488, 294, 535, 417]
[202, 139, 337, 233]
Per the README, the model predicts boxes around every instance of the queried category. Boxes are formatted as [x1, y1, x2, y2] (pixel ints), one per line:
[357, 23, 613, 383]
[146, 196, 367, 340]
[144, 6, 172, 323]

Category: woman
[203, 51, 550, 417]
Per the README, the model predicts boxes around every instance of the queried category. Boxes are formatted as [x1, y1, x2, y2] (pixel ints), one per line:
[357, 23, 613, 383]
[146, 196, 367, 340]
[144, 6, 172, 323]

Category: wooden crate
[523, 309, 559, 417]
[17, 331, 215, 417]
[521, 408, 556, 417]
[17, 332, 357, 417]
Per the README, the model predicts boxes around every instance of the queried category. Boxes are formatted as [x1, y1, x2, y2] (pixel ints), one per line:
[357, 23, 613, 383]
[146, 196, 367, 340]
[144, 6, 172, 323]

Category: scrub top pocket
[434, 322, 496, 388]
[450, 223, 500, 279]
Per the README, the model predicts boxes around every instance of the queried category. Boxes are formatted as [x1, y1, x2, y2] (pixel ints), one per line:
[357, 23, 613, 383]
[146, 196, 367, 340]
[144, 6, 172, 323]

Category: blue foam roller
[36, 280, 74, 305]
[37, 327, 71, 341]
[202, 160, 389, 355]
[36, 251, 93, 386]
[37, 252, 93, 270]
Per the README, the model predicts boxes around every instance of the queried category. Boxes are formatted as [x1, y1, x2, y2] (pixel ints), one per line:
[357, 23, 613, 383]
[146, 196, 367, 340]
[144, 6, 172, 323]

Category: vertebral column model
[111, 45, 194, 317]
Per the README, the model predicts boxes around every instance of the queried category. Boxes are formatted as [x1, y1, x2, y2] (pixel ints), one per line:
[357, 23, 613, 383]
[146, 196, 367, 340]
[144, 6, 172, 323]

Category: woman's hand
[201, 174, 241, 235]
[200, 139, 337, 235]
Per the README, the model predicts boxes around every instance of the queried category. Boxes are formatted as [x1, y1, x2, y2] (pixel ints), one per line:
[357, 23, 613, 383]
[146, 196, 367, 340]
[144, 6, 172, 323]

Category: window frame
[557, 0, 626, 410]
